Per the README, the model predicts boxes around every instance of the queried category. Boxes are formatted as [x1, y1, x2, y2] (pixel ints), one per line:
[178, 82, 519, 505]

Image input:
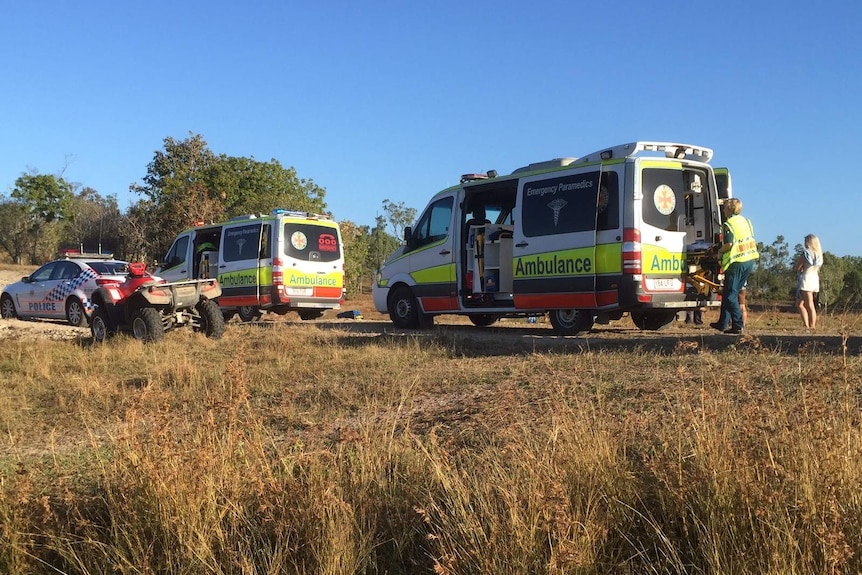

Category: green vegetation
[1, 315, 861, 574]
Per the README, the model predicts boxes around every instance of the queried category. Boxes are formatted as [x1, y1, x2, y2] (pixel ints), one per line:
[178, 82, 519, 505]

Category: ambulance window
[521, 171, 601, 237]
[642, 168, 685, 232]
[223, 224, 262, 262]
[164, 235, 189, 269]
[283, 223, 341, 262]
[412, 196, 453, 249]
[597, 171, 619, 231]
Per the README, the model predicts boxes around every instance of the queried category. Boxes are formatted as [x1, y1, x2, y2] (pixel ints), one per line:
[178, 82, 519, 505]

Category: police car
[0, 254, 129, 326]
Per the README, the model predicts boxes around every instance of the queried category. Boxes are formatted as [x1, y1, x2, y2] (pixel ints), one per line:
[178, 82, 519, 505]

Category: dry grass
[0, 297, 861, 574]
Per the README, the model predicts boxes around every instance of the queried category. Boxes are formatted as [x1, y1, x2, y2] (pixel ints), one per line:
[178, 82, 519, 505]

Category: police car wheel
[1, 294, 17, 319]
[131, 308, 165, 342]
[66, 298, 86, 327]
[549, 309, 594, 335]
[388, 286, 420, 329]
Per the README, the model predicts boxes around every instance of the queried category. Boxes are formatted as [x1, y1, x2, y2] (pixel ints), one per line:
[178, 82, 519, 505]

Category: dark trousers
[718, 260, 754, 330]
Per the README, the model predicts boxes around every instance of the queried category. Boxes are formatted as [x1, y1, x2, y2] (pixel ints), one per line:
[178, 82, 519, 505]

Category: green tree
[368, 214, 399, 272]
[381, 199, 416, 240]
[62, 188, 123, 255]
[209, 155, 327, 217]
[130, 133, 221, 258]
[11, 173, 74, 263]
[0, 199, 31, 263]
[749, 235, 794, 301]
[339, 220, 371, 295]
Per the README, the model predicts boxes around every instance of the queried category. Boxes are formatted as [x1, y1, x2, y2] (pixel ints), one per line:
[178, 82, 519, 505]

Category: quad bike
[90, 262, 224, 343]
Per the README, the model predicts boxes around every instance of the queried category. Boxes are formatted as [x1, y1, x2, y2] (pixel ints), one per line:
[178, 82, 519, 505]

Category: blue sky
[1, 1, 859, 256]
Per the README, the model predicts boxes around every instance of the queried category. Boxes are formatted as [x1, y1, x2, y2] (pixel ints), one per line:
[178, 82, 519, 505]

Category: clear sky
[1, 1, 859, 256]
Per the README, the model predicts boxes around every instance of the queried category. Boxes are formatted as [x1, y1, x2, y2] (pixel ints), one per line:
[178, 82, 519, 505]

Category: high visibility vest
[722, 215, 759, 268]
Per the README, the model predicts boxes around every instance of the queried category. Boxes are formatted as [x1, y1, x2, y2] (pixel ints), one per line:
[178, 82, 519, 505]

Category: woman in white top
[795, 234, 823, 329]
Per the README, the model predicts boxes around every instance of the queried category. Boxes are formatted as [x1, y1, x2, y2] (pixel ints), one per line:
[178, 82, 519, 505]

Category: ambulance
[372, 141, 727, 334]
[156, 209, 345, 321]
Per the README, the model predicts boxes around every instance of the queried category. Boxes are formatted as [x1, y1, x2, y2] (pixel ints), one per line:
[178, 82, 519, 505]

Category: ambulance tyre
[0, 294, 17, 319]
[196, 299, 225, 339]
[130, 308, 165, 342]
[549, 309, 594, 335]
[298, 310, 324, 320]
[630, 310, 676, 331]
[66, 297, 86, 327]
[238, 306, 262, 323]
[388, 286, 421, 329]
[468, 314, 498, 327]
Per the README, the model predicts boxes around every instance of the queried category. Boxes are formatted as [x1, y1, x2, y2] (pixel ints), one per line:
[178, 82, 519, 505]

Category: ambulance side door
[218, 221, 263, 307]
[404, 194, 457, 312]
[158, 233, 192, 282]
[512, 169, 599, 310]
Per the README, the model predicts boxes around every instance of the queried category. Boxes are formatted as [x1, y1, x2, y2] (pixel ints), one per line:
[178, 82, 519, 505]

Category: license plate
[286, 287, 313, 296]
[646, 277, 682, 291]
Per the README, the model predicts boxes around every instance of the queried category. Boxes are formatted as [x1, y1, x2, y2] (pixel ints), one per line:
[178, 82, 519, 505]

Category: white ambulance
[157, 209, 345, 321]
[372, 141, 726, 334]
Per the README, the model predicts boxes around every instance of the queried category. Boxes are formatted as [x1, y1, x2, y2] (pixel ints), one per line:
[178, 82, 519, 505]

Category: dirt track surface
[1, 267, 859, 355]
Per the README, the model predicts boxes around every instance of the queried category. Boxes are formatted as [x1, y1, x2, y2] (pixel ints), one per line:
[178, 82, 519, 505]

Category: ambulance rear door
[637, 160, 699, 296]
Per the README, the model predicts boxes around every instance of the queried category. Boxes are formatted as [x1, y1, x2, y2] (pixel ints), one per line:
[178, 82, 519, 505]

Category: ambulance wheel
[298, 310, 324, 320]
[196, 299, 225, 339]
[388, 286, 421, 329]
[1, 294, 17, 319]
[66, 297, 86, 327]
[130, 308, 165, 342]
[549, 309, 594, 335]
[630, 311, 676, 331]
[238, 306, 262, 322]
[90, 308, 115, 343]
[468, 314, 498, 327]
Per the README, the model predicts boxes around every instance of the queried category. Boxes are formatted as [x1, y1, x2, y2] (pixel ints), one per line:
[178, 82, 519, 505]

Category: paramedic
[710, 198, 759, 334]
[794, 234, 823, 330]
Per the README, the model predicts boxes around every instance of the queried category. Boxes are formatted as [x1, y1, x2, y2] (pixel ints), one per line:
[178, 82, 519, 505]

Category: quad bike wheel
[90, 308, 115, 343]
[131, 308, 165, 342]
[196, 299, 226, 339]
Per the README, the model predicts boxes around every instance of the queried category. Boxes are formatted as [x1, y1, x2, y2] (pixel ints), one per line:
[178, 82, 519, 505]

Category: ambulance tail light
[273, 257, 285, 298]
[622, 228, 642, 275]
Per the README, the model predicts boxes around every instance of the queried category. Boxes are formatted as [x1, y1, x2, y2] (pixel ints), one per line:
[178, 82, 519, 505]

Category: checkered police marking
[46, 268, 98, 302]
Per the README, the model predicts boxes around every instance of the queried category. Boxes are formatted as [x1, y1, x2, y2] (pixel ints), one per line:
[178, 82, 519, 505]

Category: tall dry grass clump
[0, 321, 861, 573]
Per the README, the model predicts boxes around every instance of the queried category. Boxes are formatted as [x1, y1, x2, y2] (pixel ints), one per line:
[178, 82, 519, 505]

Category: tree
[749, 235, 794, 301]
[339, 220, 371, 295]
[381, 199, 416, 240]
[0, 199, 31, 263]
[130, 133, 220, 258]
[209, 155, 327, 218]
[368, 214, 399, 272]
[62, 188, 123, 255]
[11, 173, 74, 263]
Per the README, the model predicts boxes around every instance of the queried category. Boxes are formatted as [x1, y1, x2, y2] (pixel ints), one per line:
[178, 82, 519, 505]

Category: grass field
[1, 283, 861, 574]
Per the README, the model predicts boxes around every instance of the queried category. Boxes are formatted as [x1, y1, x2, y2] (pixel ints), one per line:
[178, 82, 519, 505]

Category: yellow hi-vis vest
[722, 215, 759, 268]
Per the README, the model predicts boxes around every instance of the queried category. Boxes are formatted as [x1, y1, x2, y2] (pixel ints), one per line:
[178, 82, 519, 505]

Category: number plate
[645, 277, 683, 291]
[286, 287, 313, 296]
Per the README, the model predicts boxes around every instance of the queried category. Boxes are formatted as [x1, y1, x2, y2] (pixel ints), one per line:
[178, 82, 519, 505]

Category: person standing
[795, 234, 823, 330]
[710, 198, 759, 334]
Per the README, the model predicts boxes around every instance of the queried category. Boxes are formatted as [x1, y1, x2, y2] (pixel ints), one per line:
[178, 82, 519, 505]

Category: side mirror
[403, 226, 413, 247]
[22, 276, 32, 283]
